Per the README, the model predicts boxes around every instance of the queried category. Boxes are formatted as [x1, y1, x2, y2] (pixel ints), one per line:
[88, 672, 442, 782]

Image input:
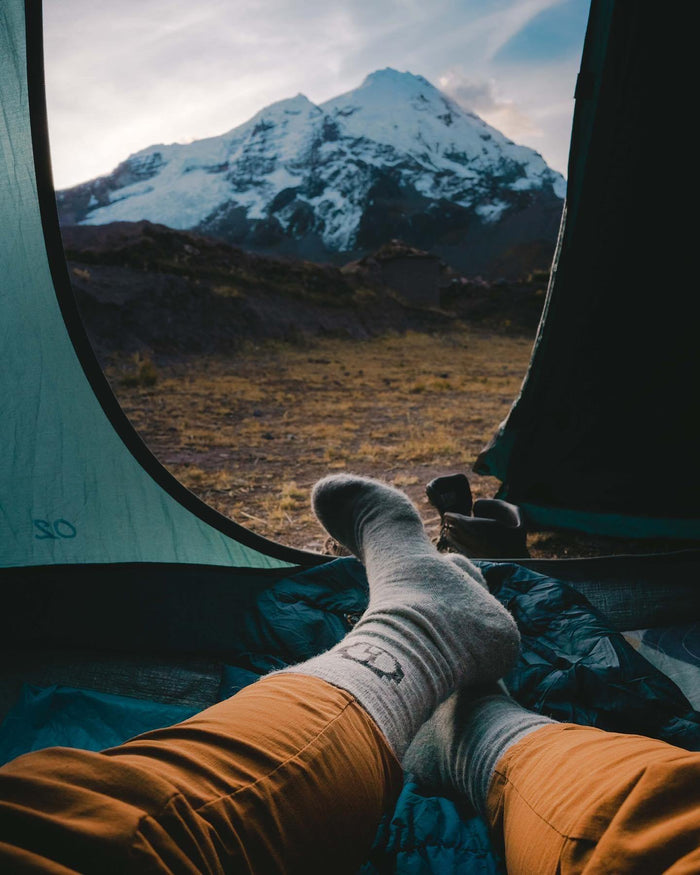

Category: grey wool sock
[279, 475, 521, 760]
[403, 686, 555, 817]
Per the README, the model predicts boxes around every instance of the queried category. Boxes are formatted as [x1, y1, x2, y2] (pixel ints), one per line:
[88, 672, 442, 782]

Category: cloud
[43, 0, 585, 186]
[439, 70, 542, 142]
[44, 0, 383, 186]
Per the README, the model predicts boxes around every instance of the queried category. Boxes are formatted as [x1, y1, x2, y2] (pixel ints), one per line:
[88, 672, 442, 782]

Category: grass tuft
[120, 353, 159, 388]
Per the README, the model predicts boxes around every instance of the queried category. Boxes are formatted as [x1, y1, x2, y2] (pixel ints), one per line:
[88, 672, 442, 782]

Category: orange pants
[0, 675, 402, 874]
[0, 675, 699, 874]
[488, 723, 700, 874]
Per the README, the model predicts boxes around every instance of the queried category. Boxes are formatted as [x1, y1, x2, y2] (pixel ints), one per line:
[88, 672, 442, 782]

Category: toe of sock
[312, 474, 425, 557]
[311, 475, 370, 554]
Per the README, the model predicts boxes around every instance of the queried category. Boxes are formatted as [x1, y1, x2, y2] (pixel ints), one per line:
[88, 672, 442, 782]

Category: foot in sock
[280, 475, 520, 760]
[403, 686, 555, 816]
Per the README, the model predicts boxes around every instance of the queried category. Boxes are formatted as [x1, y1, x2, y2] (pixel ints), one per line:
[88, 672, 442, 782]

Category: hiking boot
[426, 475, 529, 559]
[425, 473, 473, 516]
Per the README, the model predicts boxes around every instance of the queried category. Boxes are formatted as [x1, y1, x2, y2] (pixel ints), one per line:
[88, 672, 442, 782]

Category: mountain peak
[361, 68, 430, 88]
[255, 92, 319, 117]
[356, 68, 438, 100]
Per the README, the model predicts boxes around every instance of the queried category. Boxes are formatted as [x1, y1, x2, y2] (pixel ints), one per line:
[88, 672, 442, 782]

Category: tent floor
[0, 649, 222, 725]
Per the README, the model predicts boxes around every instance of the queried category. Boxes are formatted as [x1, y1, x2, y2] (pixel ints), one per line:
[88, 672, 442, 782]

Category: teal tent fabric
[475, 1, 700, 539]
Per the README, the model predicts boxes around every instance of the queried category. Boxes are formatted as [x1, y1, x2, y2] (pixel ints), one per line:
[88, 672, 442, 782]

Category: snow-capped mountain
[57, 69, 565, 276]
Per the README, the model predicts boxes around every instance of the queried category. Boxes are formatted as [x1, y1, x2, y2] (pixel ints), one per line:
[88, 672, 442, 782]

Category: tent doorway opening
[42, 2, 586, 557]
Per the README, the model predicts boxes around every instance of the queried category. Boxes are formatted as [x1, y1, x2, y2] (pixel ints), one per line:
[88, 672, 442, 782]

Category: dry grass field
[107, 327, 528, 550]
[106, 326, 689, 559]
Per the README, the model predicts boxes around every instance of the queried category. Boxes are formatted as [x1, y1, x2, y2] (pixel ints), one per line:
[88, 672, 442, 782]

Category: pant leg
[0, 673, 403, 874]
[486, 722, 700, 875]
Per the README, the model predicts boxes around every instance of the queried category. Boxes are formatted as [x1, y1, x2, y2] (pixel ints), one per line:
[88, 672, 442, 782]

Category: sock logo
[337, 642, 404, 683]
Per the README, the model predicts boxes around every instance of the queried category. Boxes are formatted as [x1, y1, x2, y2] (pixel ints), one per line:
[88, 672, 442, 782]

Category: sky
[44, 0, 590, 190]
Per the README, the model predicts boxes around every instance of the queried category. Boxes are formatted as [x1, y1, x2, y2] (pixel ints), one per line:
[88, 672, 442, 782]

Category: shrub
[121, 353, 159, 387]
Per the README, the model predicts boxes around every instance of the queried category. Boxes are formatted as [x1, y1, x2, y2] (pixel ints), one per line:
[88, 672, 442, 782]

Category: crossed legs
[0, 475, 698, 874]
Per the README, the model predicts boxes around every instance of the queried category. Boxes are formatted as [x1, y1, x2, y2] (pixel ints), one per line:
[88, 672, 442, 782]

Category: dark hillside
[62, 222, 548, 357]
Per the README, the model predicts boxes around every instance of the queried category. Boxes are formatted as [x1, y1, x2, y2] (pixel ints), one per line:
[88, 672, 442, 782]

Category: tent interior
[2, 0, 700, 867]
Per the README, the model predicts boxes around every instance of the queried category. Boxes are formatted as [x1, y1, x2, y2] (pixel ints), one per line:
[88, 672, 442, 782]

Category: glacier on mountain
[57, 69, 565, 269]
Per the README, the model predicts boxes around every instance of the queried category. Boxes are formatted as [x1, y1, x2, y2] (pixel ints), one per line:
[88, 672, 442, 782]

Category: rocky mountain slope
[57, 69, 565, 278]
[63, 222, 546, 357]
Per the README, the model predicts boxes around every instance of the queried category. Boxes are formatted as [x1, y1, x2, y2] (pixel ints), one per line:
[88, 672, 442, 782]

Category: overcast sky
[44, 0, 590, 189]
